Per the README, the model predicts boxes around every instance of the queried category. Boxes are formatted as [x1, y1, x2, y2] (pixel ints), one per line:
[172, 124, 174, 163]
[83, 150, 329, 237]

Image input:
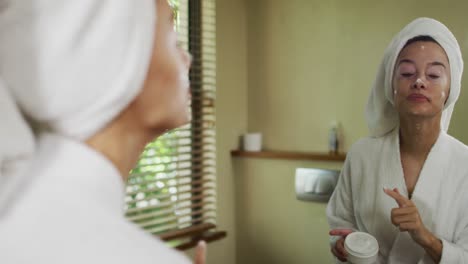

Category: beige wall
[234, 1, 468, 264]
[234, 159, 342, 264]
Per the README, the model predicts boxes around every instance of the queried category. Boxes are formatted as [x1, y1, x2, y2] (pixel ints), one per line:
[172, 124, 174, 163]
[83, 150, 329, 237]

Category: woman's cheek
[437, 76, 449, 100]
[441, 91, 447, 100]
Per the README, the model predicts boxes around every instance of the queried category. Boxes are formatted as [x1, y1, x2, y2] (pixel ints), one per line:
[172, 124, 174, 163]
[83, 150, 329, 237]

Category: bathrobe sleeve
[432, 139, 468, 264]
[326, 155, 357, 231]
[439, 218, 468, 263]
[440, 238, 468, 263]
[326, 155, 358, 263]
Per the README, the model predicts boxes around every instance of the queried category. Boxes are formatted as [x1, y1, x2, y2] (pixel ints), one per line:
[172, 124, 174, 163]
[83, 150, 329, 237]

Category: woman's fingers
[329, 229, 352, 261]
[398, 222, 419, 232]
[391, 212, 417, 224]
[385, 188, 421, 231]
[388, 200, 424, 233]
[391, 206, 416, 216]
[390, 206, 420, 226]
[329, 228, 353, 237]
[385, 189, 431, 246]
[331, 247, 347, 262]
[331, 238, 348, 262]
[194, 240, 206, 264]
[384, 188, 411, 208]
[336, 238, 347, 256]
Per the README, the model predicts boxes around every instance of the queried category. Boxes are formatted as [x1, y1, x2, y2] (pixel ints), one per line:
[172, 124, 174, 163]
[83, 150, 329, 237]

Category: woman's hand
[383, 188, 432, 246]
[329, 228, 353, 262]
[384, 188, 443, 262]
[384, 188, 429, 243]
[194, 240, 206, 264]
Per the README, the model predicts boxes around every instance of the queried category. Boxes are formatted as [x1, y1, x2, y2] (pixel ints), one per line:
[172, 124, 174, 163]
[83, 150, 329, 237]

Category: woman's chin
[167, 113, 191, 130]
[402, 108, 439, 120]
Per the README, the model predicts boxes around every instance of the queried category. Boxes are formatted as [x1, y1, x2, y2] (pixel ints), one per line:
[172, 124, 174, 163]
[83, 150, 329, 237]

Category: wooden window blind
[125, 0, 224, 250]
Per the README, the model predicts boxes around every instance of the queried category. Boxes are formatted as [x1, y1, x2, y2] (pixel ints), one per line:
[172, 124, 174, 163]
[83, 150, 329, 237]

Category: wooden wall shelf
[231, 150, 346, 162]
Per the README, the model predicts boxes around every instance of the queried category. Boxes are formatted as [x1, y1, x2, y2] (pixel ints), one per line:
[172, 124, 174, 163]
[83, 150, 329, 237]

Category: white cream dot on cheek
[420, 45, 425, 50]
[441, 91, 446, 99]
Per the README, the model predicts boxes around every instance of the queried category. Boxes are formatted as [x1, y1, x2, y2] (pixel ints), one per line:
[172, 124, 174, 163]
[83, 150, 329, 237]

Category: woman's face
[132, 0, 192, 134]
[392, 41, 451, 119]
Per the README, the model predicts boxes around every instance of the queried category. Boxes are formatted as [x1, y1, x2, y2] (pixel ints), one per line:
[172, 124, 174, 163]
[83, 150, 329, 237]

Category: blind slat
[125, 185, 216, 210]
[130, 202, 215, 228]
[128, 185, 215, 202]
[160, 222, 215, 241]
[128, 164, 215, 179]
[128, 165, 215, 178]
[126, 193, 214, 215]
[132, 156, 209, 170]
[146, 215, 216, 235]
[130, 150, 211, 165]
[174, 231, 226, 251]
[128, 173, 215, 188]
[126, 177, 214, 197]
[128, 200, 215, 222]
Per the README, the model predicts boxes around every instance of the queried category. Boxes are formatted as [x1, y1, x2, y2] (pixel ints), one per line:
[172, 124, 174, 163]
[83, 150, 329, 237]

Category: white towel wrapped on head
[0, 0, 155, 170]
[366, 17, 463, 137]
[0, 0, 156, 208]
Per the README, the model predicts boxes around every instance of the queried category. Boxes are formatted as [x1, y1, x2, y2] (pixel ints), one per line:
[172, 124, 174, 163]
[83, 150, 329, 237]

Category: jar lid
[344, 232, 379, 257]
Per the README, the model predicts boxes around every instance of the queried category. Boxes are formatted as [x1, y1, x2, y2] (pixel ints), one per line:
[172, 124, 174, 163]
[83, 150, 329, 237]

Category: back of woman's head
[0, 0, 156, 141]
[0, 0, 157, 210]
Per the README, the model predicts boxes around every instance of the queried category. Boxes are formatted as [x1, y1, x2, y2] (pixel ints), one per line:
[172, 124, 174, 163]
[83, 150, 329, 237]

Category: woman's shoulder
[350, 136, 384, 151]
[0, 196, 190, 264]
[444, 133, 468, 155]
[346, 135, 388, 159]
[441, 133, 468, 170]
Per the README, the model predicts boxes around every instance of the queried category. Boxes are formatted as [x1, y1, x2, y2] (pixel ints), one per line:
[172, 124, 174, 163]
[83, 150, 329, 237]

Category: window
[125, 0, 223, 250]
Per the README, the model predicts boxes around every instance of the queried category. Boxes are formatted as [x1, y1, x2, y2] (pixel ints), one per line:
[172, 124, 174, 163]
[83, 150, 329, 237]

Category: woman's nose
[412, 77, 426, 89]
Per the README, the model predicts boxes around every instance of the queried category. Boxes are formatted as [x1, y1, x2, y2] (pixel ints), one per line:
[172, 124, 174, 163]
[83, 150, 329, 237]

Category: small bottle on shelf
[328, 121, 339, 155]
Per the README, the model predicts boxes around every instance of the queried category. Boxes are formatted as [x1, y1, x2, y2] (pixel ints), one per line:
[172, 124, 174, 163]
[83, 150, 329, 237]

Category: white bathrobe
[327, 127, 468, 263]
[0, 133, 190, 264]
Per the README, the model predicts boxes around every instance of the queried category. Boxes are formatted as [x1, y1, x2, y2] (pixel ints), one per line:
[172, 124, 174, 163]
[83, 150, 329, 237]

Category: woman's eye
[428, 74, 440, 79]
[401, 73, 414, 77]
